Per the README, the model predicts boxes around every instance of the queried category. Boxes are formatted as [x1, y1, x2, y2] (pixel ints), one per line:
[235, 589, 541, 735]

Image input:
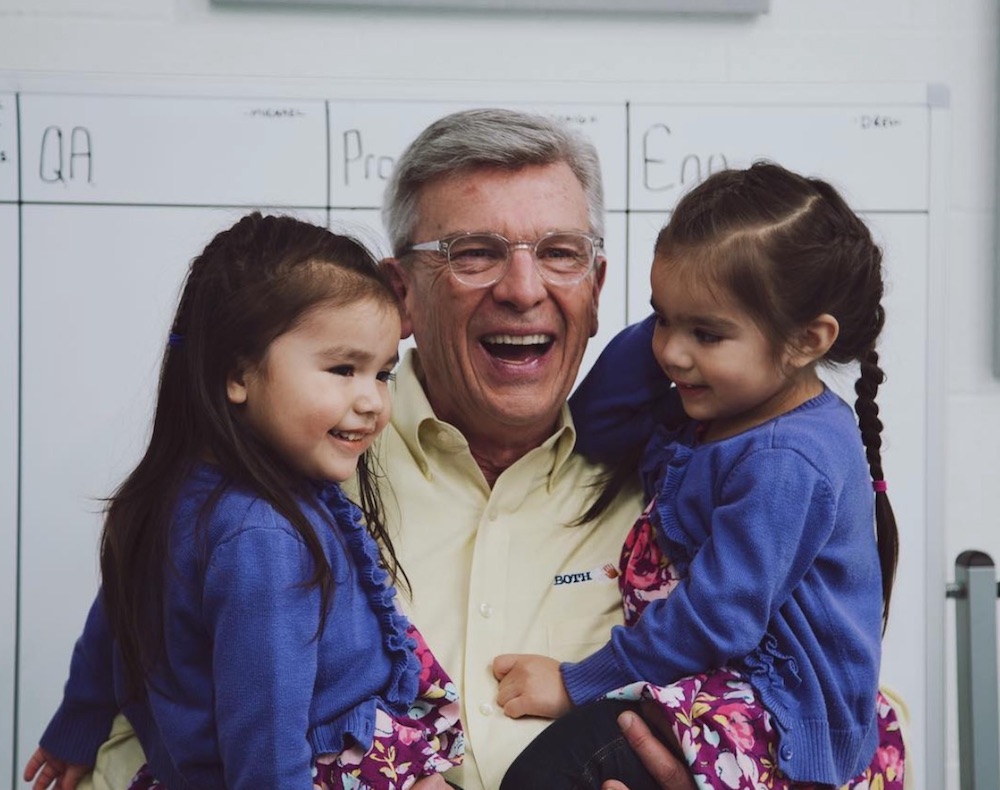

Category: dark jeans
[499, 699, 666, 790]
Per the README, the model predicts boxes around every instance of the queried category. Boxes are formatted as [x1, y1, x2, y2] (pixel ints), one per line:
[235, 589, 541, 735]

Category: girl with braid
[494, 162, 905, 790]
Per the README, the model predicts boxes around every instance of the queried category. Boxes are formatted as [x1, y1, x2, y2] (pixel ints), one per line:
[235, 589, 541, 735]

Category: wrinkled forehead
[414, 162, 590, 237]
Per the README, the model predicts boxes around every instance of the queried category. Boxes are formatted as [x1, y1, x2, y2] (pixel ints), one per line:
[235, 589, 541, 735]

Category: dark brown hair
[100, 212, 404, 699]
[655, 161, 898, 629]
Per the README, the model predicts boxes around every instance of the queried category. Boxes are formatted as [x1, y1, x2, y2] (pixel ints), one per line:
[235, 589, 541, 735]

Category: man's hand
[493, 653, 572, 719]
[601, 709, 696, 790]
[23, 746, 90, 790]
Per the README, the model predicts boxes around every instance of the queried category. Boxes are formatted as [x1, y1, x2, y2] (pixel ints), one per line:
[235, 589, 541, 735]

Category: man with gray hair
[378, 107, 644, 789]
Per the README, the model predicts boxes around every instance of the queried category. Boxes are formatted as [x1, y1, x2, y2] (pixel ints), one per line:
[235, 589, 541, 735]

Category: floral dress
[313, 623, 463, 789]
[608, 497, 906, 790]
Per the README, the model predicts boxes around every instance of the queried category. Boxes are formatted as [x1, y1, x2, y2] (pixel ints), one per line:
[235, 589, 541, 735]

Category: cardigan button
[780, 744, 793, 761]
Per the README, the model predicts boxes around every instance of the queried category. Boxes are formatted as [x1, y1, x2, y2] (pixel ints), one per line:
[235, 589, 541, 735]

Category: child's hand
[23, 746, 90, 790]
[493, 653, 571, 719]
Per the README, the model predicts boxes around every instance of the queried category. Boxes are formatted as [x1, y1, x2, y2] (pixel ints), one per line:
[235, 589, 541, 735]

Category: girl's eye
[377, 370, 396, 383]
[694, 329, 723, 344]
[329, 365, 354, 377]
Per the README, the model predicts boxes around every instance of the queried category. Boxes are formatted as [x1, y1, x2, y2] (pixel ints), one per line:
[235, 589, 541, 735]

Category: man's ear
[383, 257, 414, 340]
[787, 313, 839, 369]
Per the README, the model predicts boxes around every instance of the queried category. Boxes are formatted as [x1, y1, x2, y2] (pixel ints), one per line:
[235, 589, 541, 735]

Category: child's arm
[561, 449, 842, 704]
[202, 523, 326, 790]
[35, 593, 121, 772]
[570, 315, 682, 464]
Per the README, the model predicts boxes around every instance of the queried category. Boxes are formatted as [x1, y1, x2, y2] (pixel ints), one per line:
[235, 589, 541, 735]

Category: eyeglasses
[405, 231, 604, 288]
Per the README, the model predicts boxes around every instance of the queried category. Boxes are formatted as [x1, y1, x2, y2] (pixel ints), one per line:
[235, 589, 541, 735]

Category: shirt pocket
[546, 611, 622, 662]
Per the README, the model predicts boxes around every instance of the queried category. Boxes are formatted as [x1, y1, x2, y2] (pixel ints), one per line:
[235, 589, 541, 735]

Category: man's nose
[490, 247, 547, 309]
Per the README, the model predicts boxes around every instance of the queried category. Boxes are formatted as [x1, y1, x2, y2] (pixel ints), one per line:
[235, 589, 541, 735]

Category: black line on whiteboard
[325, 100, 332, 227]
[17, 201, 328, 210]
[12, 89, 22, 790]
[624, 101, 632, 320]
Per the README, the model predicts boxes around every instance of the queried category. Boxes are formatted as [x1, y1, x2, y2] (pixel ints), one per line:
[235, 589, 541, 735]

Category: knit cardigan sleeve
[569, 314, 683, 464]
[561, 445, 838, 701]
[38, 593, 120, 766]
[197, 515, 323, 790]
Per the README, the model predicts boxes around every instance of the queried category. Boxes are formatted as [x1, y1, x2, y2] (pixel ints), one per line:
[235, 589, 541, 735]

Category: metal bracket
[948, 550, 1000, 790]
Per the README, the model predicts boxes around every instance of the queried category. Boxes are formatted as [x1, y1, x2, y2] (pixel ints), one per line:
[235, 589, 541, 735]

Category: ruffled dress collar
[310, 480, 421, 712]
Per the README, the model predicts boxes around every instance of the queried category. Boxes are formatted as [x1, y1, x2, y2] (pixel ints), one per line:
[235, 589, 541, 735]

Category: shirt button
[487, 509, 499, 521]
[479, 702, 496, 716]
[479, 603, 494, 618]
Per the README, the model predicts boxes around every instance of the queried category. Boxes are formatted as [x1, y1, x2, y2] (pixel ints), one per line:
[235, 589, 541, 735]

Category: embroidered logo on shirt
[553, 563, 620, 586]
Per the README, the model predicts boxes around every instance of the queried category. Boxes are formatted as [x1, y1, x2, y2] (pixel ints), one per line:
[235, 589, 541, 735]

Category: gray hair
[382, 107, 606, 256]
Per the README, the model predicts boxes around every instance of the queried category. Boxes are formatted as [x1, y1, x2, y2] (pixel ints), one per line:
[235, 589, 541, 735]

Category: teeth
[483, 333, 552, 345]
[331, 431, 365, 441]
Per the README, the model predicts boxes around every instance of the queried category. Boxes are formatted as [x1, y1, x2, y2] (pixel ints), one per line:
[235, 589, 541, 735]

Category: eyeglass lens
[447, 233, 595, 285]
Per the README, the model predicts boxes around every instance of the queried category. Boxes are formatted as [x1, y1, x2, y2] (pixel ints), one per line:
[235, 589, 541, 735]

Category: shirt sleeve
[38, 592, 120, 765]
[200, 520, 322, 790]
[569, 315, 682, 464]
[561, 447, 837, 703]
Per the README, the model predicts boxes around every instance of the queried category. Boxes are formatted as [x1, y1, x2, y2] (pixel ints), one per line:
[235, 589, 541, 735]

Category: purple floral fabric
[313, 624, 463, 789]
[609, 501, 906, 790]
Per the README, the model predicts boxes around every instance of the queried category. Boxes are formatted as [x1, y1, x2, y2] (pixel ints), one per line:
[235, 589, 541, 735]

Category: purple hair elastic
[168, 332, 184, 348]
[872, 480, 887, 493]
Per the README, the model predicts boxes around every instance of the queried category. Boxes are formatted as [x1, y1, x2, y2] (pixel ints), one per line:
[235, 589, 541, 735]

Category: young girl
[494, 163, 905, 789]
[24, 213, 463, 790]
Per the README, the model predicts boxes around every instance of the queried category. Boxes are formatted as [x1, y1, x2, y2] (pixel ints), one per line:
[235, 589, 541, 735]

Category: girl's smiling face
[649, 254, 823, 442]
[227, 296, 401, 483]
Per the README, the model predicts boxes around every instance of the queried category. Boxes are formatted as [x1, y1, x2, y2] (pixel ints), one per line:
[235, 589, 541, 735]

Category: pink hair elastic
[872, 480, 888, 493]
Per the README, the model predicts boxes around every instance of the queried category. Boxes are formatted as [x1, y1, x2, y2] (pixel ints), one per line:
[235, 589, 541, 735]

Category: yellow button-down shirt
[378, 351, 642, 790]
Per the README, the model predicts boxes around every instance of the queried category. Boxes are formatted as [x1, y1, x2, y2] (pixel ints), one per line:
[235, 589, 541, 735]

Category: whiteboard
[1, 205, 18, 790]
[1, 92, 18, 790]
[3, 85, 946, 790]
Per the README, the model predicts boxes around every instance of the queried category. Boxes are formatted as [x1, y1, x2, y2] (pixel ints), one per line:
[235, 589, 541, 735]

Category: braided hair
[655, 162, 899, 630]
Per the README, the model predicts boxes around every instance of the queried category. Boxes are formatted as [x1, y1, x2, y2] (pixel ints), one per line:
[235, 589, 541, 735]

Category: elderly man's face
[392, 162, 605, 439]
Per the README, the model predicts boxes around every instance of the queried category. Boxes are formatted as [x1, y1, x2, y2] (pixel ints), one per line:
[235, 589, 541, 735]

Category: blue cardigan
[40, 463, 420, 790]
[566, 317, 883, 785]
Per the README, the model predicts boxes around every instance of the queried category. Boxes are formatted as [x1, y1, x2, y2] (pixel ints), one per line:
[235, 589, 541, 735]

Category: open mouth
[481, 333, 554, 362]
[329, 430, 367, 442]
